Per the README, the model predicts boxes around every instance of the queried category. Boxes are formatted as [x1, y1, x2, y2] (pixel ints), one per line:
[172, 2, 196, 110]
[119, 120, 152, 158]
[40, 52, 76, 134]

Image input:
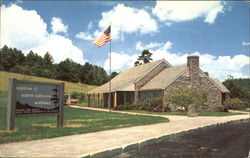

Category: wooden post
[97, 93, 100, 107]
[57, 82, 64, 128]
[114, 92, 117, 107]
[93, 93, 96, 107]
[123, 92, 127, 105]
[88, 94, 90, 107]
[162, 90, 166, 107]
[108, 93, 111, 109]
[102, 94, 105, 108]
[7, 78, 16, 131]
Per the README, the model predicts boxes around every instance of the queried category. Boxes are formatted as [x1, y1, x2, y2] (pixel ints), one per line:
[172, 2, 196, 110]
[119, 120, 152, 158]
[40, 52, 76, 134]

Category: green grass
[0, 91, 168, 144]
[0, 71, 96, 94]
[124, 110, 246, 116]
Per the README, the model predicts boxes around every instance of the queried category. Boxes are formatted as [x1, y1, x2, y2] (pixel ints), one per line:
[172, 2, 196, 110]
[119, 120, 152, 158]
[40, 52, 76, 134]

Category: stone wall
[187, 56, 200, 85]
[164, 75, 223, 111]
[134, 61, 170, 102]
[200, 77, 222, 110]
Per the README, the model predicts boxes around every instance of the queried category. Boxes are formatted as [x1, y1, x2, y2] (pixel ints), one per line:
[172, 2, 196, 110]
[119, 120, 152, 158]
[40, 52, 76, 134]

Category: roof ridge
[163, 67, 189, 89]
[134, 59, 170, 83]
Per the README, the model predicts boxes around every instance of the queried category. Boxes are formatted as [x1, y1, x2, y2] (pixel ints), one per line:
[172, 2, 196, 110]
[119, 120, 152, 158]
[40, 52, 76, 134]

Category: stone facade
[164, 56, 225, 111]
[187, 56, 200, 85]
[134, 61, 170, 102]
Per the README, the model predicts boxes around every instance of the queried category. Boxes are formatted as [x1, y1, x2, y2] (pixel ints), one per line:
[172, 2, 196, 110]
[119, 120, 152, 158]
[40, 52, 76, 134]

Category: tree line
[223, 77, 250, 101]
[0, 45, 118, 86]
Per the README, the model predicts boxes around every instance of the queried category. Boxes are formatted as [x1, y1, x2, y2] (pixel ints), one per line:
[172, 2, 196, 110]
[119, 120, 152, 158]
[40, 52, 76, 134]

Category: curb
[81, 118, 249, 158]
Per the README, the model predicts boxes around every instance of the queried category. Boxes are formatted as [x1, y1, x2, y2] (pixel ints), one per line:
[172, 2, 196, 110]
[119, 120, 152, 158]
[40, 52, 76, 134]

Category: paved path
[0, 106, 249, 157]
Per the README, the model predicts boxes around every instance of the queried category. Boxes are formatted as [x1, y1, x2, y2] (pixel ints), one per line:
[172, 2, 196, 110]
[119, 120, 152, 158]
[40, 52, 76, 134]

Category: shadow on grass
[0, 91, 168, 144]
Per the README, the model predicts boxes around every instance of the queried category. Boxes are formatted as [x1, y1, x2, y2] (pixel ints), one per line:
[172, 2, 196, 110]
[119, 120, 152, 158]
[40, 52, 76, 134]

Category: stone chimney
[187, 56, 200, 84]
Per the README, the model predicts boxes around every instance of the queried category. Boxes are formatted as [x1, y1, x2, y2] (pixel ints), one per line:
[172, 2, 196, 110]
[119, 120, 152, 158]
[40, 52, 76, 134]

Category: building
[88, 56, 230, 111]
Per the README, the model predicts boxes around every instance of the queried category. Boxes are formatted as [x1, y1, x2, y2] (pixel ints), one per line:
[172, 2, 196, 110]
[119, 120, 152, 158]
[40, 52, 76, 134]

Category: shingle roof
[88, 58, 230, 94]
[88, 59, 171, 93]
[140, 65, 187, 90]
[211, 78, 230, 93]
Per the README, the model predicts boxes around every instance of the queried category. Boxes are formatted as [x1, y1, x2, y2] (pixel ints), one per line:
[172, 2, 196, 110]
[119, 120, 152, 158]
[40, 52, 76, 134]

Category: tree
[56, 58, 81, 83]
[110, 72, 119, 79]
[134, 49, 153, 66]
[204, 72, 209, 76]
[223, 78, 244, 98]
[165, 85, 209, 113]
[0, 45, 25, 71]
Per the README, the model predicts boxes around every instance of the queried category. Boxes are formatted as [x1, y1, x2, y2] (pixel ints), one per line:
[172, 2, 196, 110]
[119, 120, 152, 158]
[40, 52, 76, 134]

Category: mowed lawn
[0, 71, 96, 93]
[0, 91, 169, 144]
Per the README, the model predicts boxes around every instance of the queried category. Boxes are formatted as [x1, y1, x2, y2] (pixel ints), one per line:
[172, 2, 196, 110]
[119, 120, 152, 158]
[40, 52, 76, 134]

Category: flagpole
[109, 22, 111, 112]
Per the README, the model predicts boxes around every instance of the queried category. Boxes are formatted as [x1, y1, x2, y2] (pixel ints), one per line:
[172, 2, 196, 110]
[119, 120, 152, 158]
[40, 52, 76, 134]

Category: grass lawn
[0, 91, 168, 144]
[124, 110, 246, 116]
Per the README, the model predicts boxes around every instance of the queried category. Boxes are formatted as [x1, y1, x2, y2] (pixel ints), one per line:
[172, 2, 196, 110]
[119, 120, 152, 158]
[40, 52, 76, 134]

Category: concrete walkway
[0, 106, 249, 157]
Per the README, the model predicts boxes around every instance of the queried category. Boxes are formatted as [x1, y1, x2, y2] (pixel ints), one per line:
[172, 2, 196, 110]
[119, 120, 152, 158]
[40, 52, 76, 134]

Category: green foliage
[111, 71, 119, 79]
[71, 91, 86, 102]
[222, 78, 247, 99]
[134, 49, 153, 66]
[223, 78, 250, 109]
[223, 98, 247, 110]
[0, 45, 111, 86]
[115, 97, 169, 112]
[214, 105, 228, 112]
[165, 85, 209, 111]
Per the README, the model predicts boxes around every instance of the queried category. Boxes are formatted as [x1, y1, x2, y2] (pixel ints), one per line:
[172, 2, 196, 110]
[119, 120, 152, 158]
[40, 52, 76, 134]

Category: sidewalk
[0, 107, 249, 157]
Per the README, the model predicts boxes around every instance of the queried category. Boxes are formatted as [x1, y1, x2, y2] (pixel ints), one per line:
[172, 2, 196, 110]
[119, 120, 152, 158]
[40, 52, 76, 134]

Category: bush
[165, 85, 210, 112]
[70, 91, 86, 102]
[140, 97, 169, 112]
[223, 98, 247, 110]
[115, 97, 170, 112]
[115, 104, 136, 110]
[214, 105, 228, 112]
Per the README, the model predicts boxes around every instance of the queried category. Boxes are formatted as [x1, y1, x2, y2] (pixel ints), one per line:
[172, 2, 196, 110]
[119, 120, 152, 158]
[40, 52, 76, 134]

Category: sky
[1, 1, 249, 81]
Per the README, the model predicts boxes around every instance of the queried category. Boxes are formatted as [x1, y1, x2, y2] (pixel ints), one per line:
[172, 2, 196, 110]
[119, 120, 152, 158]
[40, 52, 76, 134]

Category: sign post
[7, 78, 64, 130]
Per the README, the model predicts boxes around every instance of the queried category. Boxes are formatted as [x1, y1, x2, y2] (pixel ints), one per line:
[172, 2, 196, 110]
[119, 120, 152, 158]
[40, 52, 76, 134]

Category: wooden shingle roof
[140, 65, 187, 90]
[88, 59, 171, 93]
[211, 78, 230, 93]
[88, 59, 230, 94]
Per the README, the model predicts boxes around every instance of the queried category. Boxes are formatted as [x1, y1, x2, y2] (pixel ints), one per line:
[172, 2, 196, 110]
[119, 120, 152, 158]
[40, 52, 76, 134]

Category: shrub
[70, 91, 86, 102]
[114, 97, 170, 112]
[214, 105, 228, 112]
[165, 85, 210, 112]
[223, 98, 247, 110]
[115, 103, 136, 110]
[140, 97, 169, 112]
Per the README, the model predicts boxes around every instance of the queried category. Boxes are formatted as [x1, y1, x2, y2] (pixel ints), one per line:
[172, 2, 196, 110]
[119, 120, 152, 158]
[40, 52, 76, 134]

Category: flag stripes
[92, 26, 111, 47]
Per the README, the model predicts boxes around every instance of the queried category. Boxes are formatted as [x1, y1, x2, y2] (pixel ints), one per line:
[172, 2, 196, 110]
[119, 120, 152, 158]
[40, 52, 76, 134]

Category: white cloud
[152, 1, 225, 24]
[107, 41, 249, 81]
[104, 52, 138, 72]
[242, 41, 250, 46]
[51, 17, 68, 34]
[135, 41, 164, 51]
[77, 4, 158, 41]
[87, 21, 93, 30]
[1, 4, 85, 64]
[147, 41, 249, 81]
[75, 32, 95, 41]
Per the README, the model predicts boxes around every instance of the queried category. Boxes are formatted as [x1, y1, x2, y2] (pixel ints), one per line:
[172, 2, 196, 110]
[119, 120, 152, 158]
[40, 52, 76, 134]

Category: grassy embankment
[0, 71, 96, 93]
[0, 71, 169, 144]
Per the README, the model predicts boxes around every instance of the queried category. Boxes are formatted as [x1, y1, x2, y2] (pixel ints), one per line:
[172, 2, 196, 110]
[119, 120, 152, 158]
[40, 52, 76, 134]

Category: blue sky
[1, 1, 249, 81]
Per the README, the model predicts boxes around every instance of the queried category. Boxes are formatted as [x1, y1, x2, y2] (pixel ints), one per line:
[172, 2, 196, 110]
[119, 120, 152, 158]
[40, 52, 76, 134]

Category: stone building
[88, 56, 230, 110]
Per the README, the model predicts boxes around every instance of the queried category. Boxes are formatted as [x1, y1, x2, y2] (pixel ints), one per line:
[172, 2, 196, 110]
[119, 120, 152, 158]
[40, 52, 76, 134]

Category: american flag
[92, 26, 111, 47]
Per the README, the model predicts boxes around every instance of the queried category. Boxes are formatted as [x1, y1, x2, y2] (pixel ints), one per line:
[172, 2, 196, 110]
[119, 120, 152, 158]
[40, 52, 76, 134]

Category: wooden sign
[7, 78, 64, 130]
